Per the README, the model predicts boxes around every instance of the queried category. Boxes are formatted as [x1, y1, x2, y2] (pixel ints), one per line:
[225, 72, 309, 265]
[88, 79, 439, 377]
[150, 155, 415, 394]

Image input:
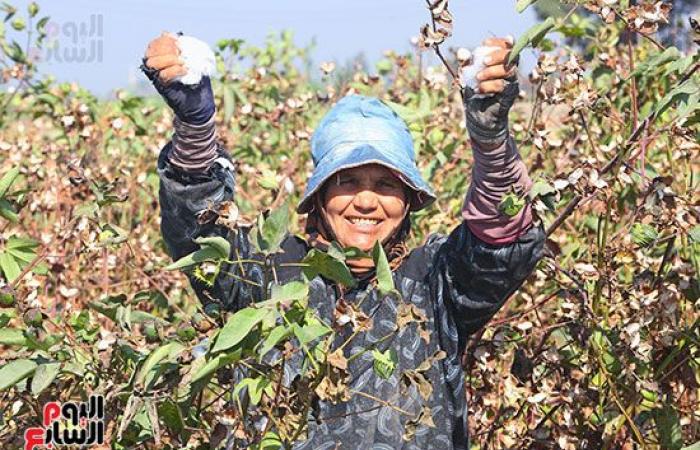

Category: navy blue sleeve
[157, 142, 265, 311]
[428, 221, 545, 348]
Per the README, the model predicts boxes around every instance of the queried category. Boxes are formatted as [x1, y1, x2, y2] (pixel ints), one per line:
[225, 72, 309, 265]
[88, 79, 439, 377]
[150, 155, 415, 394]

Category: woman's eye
[378, 180, 399, 189]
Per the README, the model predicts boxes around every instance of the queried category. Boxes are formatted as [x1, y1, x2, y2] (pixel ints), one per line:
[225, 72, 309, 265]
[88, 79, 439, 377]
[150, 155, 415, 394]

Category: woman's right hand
[141, 32, 215, 125]
[144, 32, 187, 84]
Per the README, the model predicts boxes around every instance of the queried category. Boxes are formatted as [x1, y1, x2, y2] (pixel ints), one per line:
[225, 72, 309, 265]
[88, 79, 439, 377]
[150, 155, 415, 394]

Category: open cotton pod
[459, 45, 501, 98]
[174, 35, 216, 85]
[456, 47, 473, 66]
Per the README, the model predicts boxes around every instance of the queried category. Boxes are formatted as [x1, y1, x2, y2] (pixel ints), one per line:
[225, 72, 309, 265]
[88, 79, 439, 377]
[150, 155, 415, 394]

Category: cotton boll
[175, 35, 216, 85]
[456, 47, 472, 66]
[459, 45, 500, 98]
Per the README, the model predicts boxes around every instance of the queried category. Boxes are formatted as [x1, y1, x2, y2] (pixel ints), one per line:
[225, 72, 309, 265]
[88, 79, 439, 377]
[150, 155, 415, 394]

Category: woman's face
[321, 164, 409, 252]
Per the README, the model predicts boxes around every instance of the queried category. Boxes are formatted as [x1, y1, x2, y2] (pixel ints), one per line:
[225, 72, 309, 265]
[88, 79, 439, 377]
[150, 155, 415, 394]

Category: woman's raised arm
[427, 37, 545, 346]
[142, 33, 265, 312]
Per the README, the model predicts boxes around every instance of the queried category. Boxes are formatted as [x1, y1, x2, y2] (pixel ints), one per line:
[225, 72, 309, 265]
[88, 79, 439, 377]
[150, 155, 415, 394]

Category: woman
[142, 32, 544, 449]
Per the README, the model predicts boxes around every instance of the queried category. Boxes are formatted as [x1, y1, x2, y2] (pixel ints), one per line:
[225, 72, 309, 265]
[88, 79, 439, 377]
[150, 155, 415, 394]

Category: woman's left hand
[462, 36, 519, 147]
[474, 37, 517, 95]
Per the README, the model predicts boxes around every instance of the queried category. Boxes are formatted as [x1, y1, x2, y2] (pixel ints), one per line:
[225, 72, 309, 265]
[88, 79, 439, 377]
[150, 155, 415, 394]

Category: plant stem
[349, 390, 413, 417]
[626, 28, 639, 132]
[423, 0, 459, 86]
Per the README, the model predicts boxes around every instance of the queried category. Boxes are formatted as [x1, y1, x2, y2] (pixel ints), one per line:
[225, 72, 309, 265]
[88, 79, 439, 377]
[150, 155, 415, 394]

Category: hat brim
[297, 143, 436, 214]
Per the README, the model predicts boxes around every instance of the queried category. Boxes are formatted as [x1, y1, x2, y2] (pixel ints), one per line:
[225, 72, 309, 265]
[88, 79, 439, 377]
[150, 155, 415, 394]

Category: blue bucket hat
[297, 95, 436, 214]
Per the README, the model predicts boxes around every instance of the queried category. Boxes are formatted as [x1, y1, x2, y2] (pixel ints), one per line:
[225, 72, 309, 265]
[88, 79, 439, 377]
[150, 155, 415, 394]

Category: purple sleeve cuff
[461, 135, 533, 245]
[169, 113, 219, 173]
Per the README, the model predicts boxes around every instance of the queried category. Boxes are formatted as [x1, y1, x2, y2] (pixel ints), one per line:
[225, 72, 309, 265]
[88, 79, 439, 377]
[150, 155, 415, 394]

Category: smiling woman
[320, 164, 410, 253]
[143, 32, 545, 449]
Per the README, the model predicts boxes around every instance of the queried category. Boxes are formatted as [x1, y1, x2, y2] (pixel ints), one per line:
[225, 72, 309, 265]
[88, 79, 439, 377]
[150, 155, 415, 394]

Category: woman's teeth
[348, 217, 380, 225]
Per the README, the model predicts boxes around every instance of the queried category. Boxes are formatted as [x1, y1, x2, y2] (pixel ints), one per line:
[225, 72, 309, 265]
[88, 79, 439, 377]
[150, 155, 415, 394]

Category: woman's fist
[140, 32, 215, 125]
[144, 32, 187, 84]
[474, 37, 517, 95]
[461, 35, 519, 147]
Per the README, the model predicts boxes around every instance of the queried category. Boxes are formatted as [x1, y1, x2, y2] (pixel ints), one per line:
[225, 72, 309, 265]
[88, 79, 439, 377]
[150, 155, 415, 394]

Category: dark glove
[462, 74, 519, 148]
[140, 59, 215, 125]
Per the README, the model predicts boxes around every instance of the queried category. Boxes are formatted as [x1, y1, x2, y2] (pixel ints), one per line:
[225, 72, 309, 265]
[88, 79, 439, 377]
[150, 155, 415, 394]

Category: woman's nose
[353, 189, 378, 211]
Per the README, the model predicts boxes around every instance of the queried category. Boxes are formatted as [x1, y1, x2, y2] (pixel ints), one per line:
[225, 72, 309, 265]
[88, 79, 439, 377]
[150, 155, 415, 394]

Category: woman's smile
[345, 216, 383, 228]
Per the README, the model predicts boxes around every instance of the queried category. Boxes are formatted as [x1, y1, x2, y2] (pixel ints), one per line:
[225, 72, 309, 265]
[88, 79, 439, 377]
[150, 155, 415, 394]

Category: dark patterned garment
[157, 142, 545, 449]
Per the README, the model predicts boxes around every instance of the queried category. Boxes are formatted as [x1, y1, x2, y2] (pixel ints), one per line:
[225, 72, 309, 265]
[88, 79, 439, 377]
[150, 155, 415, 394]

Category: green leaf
[302, 249, 356, 288]
[194, 236, 230, 259]
[0, 167, 20, 198]
[158, 398, 185, 436]
[6, 40, 25, 63]
[655, 405, 683, 450]
[6, 248, 34, 265]
[630, 47, 681, 79]
[0, 252, 21, 282]
[258, 199, 289, 253]
[0, 289, 15, 306]
[376, 59, 392, 75]
[0, 359, 37, 390]
[631, 223, 659, 247]
[516, 0, 540, 13]
[10, 17, 24, 31]
[681, 442, 700, 450]
[7, 236, 38, 251]
[98, 223, 129, 247]
[258, 325, 290, 359]
[0, 328, 28, 346]
[385, 89, 432, 124]
[327, 242, 369, 262]
[135, 342, 185, 390]
[232, 376, 270, 405]
[88, 294, 127, 322]
[5, 237, 39, 265]
[372, 348, 397, 379]
[509, 17, 556, 65]
[130, 309, 169, 326]
[292, 318, 331, 346]
[165, 246, 223, 271]
[652, 78, 700, 119]
[31, 362, 60, 395]
[27, 2, 38, 18]
[211, 307, 271, 353]
[664, 55, 694, 77]
[372, 241, 394, 295]
[36, 16, 49, 35]
[0, 199, 18, 222]
[258, 431, 283, 450]
[499, 192, 526, 217]
[268, 281, 309, 307]
[258, 170, 278, 190]
[190, 351, 241, 384]
[528, 179, 557, 200]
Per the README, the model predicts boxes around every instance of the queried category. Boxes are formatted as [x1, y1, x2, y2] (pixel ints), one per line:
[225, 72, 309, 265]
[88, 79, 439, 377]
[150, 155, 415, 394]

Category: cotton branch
[420, 0, 459, 86]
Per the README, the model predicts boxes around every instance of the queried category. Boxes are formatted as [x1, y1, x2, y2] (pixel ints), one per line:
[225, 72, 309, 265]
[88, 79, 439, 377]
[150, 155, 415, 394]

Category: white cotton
[459, 45, 500, 98]
[175, 35, 216, 85]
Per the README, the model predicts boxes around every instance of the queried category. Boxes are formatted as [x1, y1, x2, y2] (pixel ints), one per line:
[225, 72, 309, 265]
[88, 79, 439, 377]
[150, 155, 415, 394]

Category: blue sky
[10, 1, 537, 96]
